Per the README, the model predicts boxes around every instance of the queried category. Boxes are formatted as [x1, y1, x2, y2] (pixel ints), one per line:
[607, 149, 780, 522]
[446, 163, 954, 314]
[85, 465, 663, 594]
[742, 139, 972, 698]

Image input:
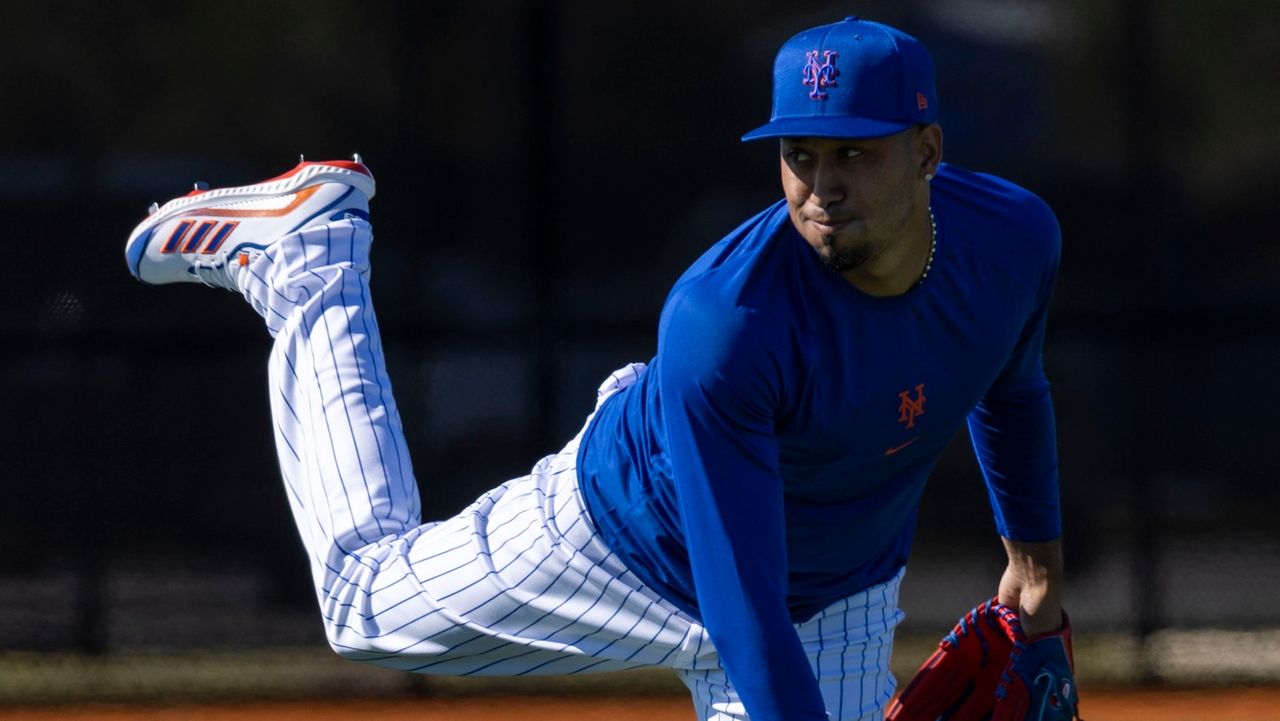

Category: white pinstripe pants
[238, 218, 904, 721]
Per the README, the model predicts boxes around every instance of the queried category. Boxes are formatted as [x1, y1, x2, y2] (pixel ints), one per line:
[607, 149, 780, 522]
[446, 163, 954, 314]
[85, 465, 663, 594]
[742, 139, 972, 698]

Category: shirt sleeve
[655, 290, 828, 721]
[967, 213, 1063, 542]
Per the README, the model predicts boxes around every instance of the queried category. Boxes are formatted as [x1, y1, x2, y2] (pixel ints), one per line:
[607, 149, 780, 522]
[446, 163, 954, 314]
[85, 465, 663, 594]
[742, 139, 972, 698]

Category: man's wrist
[999, 536, 1064, 635]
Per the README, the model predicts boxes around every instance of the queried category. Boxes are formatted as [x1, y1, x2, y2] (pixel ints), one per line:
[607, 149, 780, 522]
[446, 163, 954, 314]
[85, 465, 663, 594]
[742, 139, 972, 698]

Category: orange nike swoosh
[884, 437, 921, 456]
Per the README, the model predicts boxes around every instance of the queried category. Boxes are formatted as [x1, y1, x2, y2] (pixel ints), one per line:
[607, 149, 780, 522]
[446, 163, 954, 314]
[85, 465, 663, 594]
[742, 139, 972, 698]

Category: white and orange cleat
[125, 155, 375, 290]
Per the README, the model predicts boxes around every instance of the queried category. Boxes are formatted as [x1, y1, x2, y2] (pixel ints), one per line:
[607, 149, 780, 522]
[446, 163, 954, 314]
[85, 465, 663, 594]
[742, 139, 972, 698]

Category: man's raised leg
[242, 216, 424, 621]
[126, 159, 703, 677]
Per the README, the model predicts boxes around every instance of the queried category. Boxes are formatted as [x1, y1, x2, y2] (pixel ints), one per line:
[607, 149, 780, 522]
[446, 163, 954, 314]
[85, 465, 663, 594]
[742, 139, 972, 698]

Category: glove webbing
[994, 603, 1083, 721]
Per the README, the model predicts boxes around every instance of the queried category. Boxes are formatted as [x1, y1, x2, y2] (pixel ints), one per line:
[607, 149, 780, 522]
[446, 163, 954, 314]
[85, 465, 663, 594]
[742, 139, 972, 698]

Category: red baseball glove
[886, 598, 1080, 721]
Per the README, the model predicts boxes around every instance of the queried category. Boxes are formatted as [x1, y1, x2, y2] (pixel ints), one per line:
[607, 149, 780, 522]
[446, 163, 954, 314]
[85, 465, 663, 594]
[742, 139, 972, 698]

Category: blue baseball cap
[742, 16, 938, 141]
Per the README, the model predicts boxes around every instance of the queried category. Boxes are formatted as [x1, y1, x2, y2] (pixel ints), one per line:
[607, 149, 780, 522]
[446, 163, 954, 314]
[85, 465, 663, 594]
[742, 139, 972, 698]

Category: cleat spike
[352, 153, 364, 164]
[193, 181, 209, 191]
[147, 202, 159, 216]
[298, 153, 305, 164]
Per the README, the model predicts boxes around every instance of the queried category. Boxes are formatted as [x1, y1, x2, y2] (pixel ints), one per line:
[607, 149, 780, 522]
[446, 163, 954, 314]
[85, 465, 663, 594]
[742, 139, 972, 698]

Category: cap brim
[741, 116, 913, 142]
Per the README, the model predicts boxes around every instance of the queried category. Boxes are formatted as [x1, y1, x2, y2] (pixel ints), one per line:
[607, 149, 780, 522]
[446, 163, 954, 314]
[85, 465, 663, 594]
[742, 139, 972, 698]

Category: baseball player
[125, 16, 1077, 721]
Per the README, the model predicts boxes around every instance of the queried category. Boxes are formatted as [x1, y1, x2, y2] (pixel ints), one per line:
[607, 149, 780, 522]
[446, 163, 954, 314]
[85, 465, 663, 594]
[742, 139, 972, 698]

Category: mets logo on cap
[802, 50, 839, 100]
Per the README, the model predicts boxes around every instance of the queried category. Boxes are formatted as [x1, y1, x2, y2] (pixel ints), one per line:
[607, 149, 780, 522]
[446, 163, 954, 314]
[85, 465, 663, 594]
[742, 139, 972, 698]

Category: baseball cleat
[125, 155, 375, 290]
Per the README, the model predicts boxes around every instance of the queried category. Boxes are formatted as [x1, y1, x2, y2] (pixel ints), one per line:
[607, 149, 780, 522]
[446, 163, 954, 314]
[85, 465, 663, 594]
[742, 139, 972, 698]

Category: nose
[809, 156, 846, 207]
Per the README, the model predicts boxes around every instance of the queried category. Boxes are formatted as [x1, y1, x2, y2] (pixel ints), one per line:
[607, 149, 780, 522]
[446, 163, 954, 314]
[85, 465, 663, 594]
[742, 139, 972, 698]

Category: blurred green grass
[2, 631, 1276, 706]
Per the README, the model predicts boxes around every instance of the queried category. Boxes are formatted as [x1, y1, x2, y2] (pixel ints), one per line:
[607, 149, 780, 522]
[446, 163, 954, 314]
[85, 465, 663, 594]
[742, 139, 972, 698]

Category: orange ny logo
[897, 383, 926, 429]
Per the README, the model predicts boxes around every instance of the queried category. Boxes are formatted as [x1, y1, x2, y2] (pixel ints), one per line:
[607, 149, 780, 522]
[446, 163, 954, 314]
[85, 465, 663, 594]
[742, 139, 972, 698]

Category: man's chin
[819, 235, 871, 273]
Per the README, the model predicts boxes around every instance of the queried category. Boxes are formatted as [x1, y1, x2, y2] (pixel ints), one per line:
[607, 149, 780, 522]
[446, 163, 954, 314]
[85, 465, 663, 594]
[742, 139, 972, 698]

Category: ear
[916, 124, 943, 179]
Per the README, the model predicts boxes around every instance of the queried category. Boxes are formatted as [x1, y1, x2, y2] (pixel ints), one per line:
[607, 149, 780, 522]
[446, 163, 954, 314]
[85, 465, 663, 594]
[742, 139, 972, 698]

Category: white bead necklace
[915, 206, 938, 287]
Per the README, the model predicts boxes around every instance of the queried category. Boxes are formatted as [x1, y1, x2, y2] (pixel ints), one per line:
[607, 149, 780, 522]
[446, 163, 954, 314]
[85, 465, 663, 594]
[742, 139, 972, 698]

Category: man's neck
[842, 202, 934, 297]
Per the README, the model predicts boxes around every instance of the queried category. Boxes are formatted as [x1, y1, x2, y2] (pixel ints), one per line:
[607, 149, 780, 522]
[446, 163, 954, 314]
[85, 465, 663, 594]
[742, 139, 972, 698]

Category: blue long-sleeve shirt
[577, 163, 1062, 721]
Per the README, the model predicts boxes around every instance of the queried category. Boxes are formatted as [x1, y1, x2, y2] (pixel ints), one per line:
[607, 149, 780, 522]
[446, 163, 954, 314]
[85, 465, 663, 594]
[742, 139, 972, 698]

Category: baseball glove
[885, 598, 1080, 721]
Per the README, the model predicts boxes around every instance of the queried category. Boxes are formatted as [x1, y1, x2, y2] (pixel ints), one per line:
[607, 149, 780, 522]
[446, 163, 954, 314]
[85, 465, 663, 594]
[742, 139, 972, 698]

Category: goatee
[819, 234, 872, 273]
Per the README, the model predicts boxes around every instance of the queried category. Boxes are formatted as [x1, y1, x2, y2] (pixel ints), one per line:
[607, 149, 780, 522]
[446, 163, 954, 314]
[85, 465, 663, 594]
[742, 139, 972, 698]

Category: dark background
[2, 0, 1277, 691]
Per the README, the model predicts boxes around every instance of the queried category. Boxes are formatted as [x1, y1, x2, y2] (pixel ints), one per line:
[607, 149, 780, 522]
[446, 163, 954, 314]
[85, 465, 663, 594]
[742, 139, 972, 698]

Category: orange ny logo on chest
[897, 383, 926, 429]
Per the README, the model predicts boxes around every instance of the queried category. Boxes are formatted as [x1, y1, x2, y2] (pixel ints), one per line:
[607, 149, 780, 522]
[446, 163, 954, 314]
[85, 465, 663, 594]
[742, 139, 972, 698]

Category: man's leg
[674, 571, 904, 721]
[800, 571, 904, 721]
[128, 162, 703, 677]
[239, 214, 699, 673]
[241, 218, 680, 671]
[244, 216, 423, 622]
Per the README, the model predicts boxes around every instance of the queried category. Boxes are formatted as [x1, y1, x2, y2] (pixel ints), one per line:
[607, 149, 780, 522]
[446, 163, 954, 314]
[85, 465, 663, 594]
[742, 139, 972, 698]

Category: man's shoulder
[934, 164, 1059, 245]
[657, 207, 805, 369]
[661, 261, 790, 341]
[663, 201, 801, 322]
[933, 164, 1061, 277]
[657, 262, 799, 402]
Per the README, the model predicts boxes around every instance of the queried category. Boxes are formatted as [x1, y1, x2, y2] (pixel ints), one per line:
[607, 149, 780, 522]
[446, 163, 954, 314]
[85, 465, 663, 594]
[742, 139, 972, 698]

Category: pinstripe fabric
[239, 220, 705, 676]
[675, 570, 904, 721]
[236, 218, 905, 717]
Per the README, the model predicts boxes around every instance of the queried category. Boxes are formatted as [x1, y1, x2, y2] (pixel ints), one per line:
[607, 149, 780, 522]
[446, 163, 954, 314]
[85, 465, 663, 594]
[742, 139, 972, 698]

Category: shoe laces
[191, 250, 252, 291]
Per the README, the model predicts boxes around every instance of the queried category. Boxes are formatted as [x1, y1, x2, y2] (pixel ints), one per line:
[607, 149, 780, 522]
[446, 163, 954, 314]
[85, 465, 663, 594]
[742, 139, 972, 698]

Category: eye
[838, 147, 864, 159]
[783, 148, 812, 163]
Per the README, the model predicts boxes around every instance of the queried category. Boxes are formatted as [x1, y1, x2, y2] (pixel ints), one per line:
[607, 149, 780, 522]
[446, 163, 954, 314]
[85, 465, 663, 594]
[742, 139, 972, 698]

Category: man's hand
[998, 537, 1063, 637]
[887, 538, 1077, 721]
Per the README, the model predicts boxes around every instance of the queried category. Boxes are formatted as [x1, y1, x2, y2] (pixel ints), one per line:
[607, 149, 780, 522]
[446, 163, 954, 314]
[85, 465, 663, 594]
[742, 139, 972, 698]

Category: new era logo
[161, 220, 240, 255]
[916, 92, 929, 110]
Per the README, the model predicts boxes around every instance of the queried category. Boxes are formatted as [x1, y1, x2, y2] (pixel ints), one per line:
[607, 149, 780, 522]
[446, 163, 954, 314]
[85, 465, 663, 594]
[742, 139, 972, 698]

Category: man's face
[780, 129, 928, 274]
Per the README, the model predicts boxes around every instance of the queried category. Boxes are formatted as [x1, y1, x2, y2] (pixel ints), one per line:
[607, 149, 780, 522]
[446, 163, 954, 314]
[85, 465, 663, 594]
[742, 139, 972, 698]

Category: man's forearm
[998, 536, 1063, 636]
